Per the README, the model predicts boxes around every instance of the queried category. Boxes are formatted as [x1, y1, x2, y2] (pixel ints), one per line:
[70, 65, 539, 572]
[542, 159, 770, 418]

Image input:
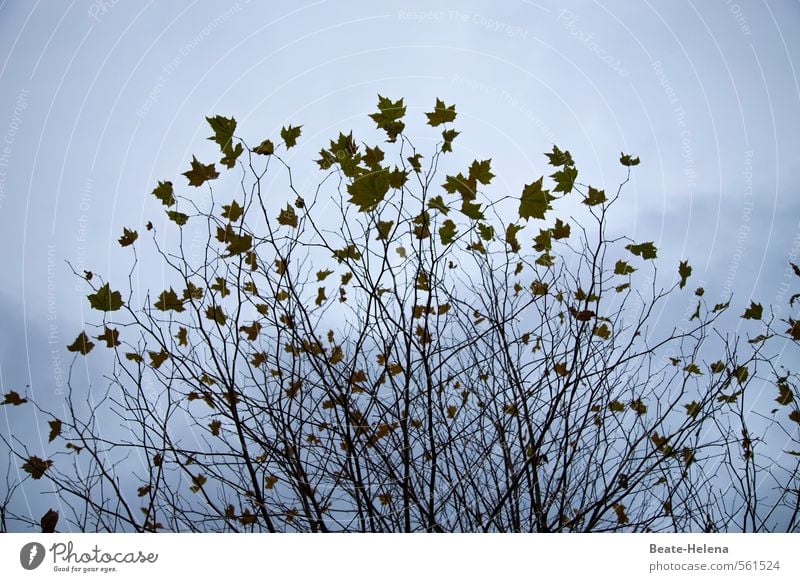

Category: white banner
[1, 533, 797, 581]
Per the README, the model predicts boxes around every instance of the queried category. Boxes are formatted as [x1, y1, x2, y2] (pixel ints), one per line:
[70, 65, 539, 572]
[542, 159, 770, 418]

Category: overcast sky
[1, 0, 799, 529]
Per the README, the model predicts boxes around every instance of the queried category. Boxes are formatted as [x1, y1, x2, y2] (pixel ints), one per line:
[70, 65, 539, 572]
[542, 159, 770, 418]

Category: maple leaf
[552, 218, 570, 239]
[40, 508, 58, 533]
[551, 166, 577, 193]
[546, 145, 574, 167]
[149, 349, 169, 369]
[428, 195, 450, 214]
[277, 204, 298, 227]
[176, 327, 188, 347]
[684, 401, 701, 418]
[87, 283, 123, 311]
[468, 159, 494, 185]
[206, 305, 227, 325]
[239, 322, 261, 341]
[519, 178, 552, 220]
[347, 169, 390, 212]
[407, 153, 423, 173]
[253, 139, 274, 155]
[167, 210, 189, 226]
[182, 156, 219, 187]
[439, 220, 457, 245]
[67, 331, 94, 355]
[460, 199, 484, 220]
[96, 326, 120, 348]
[221, 200, 244, 222]
[154, 288, 185, 312]
[118, 228, 138, 247]
[206, 115, 237, 151]
[369, 95, 406, 142]
[189, 473, 206, 493]
[280, 125, 302, 148]
[678, 260, 692, 289]
[376, 220, 394, 240]
[741, 301, 763, 320]
[425, 98, 456, 126]
[2, 390, 27, 405]
[441, 128, 459, 152]
[48, 419, 62, 442]
[626, 242, 657, 260]
[620, 152, 640, 166]
[22, 456, 52, 480]
[152, 180, 175, 207]
[209, 419, 221, 437]
[583, 186, 606, 207]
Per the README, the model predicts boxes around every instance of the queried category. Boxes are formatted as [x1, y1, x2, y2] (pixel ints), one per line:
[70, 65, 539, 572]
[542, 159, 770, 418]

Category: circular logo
[19, 542, 46, 570]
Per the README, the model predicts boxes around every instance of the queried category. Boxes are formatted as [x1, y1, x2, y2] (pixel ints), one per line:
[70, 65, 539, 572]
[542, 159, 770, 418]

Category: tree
[2, 96, 799, 532]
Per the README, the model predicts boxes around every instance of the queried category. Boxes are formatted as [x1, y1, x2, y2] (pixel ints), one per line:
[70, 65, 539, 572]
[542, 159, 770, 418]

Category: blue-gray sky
[1, 0, 799, 528]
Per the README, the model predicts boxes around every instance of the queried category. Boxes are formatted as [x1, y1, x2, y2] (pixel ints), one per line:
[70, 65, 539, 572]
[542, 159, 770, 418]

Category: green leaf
[277, 204, 298, 228]
[441, 128, 459, 153]
[684, 401, 701, 418]
[552, 218, 570, 239]
[152, 181, 175, 207]
[407, 153, 423, 173]
[154, 288, 185, 312]
[280, 125, 302, 148]
[316, 269, 334, 281]
[678, 260, 692, 289]
[615, 260, 636, 275]
[620, 153, 640, 167]
[684, 363, 702, 375]
[626, 242, 657, 260]
[206, 305, 227, 325]
[67, 332, 94, 355]
[439, 220, 457, 245]
[167, 210, 189, 226]
[222, 200, 244, 222]
[88, 283, 123, 311]
[742, 301, 763, 320]
[425, 98, 456, 126]
[519, 178, 552, 220]
[734, 366, 749, 384]
[775, 382, 794, 406]
[428, 195, 450, 214]
[546, 145, 574, 167]
[609, 400, 625, 413]
[583, 186, 606, 207]
[551, 166, 577, 193]
[253, 139, 274, 155]
[442, 173, 477, 200]
[363, 145, 385, 170]
[593, 323, 611, 340]
[118, 228, 138, 247]
[468, 159, 494, 185]
[182, 156, 219, 187]
[506, 224, 522, 253]
[333, 244, 362, 263]
[460, 199, 484, 220]
[369, 95, 406, 142]
[533, 229, 551, 252]
[630, 399, 647, 415]
[347, 169, 390, 212]
[95, 326, 120, 348]
[375, 220, 394, 241]
[206, 115, 237, 152]
[709, 361, 725, 374]
[477, 223, 494, 241]
[149, 349, 168, 369]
